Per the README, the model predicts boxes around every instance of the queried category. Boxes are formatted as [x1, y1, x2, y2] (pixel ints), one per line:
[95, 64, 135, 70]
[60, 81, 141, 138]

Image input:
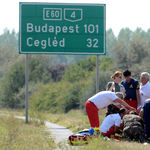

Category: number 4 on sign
[71, 11, 75, 18]
[64, 8, 82, 22]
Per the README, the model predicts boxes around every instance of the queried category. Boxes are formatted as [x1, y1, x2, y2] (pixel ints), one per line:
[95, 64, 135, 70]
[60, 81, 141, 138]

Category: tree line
[0, 27, 150, 113]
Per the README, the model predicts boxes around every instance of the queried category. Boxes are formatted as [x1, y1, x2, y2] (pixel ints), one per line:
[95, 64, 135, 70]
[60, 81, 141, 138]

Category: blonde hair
[111, 71, 122, 79]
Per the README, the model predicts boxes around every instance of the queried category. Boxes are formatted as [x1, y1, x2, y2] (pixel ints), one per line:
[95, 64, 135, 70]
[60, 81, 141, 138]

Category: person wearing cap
[85, 91, 136, 132]
[106, 71, 126, 116]
[121, 69, 140, 109]
[140, 72, 150, 106]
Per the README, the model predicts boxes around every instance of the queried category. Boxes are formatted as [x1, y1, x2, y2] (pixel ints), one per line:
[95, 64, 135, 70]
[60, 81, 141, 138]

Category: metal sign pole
[96, 55, 99, 93]
[25, 54, 29, 124]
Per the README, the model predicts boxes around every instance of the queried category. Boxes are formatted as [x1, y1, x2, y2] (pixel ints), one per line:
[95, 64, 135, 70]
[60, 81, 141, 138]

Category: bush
[0, 55, 53, 109]
[29, 80, 89, 113]
[49, 63, 69, 82]
[63, 56, 97, 82]
[80, 71, 113, 113]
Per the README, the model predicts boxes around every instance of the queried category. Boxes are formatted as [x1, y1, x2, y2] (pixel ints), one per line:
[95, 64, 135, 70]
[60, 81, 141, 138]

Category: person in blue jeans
[139, 98, 150, 140]
[143, 101, 150, 139]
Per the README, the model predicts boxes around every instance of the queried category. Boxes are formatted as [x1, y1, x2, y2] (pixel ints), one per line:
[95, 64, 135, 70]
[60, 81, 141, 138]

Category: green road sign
[19, 3, 106, 55]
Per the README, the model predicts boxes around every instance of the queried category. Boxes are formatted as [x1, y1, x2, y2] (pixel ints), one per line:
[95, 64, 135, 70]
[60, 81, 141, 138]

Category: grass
[1, 108, 150, 150]
[40, 108, 150, 150]
[79, 136, 150, 150]
[41, 109, 106, 133]
[0, 111, 56, 150]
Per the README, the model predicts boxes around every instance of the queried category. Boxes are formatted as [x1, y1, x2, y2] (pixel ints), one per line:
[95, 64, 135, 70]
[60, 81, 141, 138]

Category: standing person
[121, 69, 140, 109]
[106, 71, 125, 95]
[140, 72, 150, 106]
[85, 91, 135, 132]
[106, 71, 126, 116]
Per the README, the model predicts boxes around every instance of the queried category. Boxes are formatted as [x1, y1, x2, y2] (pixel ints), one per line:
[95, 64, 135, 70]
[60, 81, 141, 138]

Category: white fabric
[140, 82, 150, 106]
[88, 91, 118, 109]
[100, 113, 121, 133]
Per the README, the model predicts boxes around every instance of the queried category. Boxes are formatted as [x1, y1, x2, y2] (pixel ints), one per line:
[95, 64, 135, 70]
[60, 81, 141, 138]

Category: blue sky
[0, 0, 150, 37]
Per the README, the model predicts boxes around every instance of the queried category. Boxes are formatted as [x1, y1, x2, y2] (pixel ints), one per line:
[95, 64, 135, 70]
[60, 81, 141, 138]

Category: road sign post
[19, 3, 106, 123]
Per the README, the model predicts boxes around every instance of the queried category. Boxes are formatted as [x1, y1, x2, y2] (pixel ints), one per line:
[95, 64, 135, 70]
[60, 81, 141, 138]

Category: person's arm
[139, 109, 143, 120]
[113, 98, 136, 111]
[106, 82, 114, 91]
[122, 89, 126, 98]
[114, 126, 121, 133]
[136, 89, 140, 105]
[114, 104, 121, 109]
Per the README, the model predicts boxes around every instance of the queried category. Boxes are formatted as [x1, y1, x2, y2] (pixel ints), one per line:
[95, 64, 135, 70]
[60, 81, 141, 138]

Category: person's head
[123, 69, 131, 82]
[129, 111, 137, 115]
[111, 71, 122, 83]
[119, 108, 126, 119]
[116, 92, 124, 100]
[140, 72, 149, 86]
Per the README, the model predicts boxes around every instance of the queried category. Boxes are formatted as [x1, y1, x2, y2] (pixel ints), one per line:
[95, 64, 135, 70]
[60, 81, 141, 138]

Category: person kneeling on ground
[122, 111, 147, 143]
[100, 108, 126, 139]
[85, 91, 135, 132]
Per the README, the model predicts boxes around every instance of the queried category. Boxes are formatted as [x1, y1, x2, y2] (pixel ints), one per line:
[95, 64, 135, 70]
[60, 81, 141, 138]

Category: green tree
[63, 56, 96, 82]
[106, 28, 116, 56]
[112, 39, 128, 70]
[1, 60, 25, 108]
[80, 71, 113, 113]
[118, 28, 132, 43]
[0, 55, 53, 108]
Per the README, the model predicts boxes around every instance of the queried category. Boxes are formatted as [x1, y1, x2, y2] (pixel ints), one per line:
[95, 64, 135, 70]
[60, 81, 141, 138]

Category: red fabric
[102, 124, 122, 138]
[85, 101, 99, 129]
[124, 98, 137, 110]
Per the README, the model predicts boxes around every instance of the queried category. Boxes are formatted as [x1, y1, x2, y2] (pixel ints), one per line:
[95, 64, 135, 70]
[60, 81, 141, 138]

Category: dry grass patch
[80, 136, 150, 150]
[44, 109, 106, 133]
[0, 113, 56, 150]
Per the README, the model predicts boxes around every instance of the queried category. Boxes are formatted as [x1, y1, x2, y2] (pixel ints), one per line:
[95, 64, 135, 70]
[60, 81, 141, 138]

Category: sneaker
[103, 137, 110, 140]
[143, 142, 149, 145]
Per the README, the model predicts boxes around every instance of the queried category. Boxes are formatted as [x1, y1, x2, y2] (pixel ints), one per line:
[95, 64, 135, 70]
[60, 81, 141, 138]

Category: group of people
[85, 69, 150, 143]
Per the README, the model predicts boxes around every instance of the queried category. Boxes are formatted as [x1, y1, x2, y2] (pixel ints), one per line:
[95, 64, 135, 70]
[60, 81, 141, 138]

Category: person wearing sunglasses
[106, 71, 126, 116]
[106, 71, 125, 94]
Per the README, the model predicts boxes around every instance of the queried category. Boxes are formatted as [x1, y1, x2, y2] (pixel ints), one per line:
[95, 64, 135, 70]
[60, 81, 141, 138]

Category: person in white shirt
[140, 72, 150, 106]
[85, 91, 135, 132]
[100, 108, 126, 138]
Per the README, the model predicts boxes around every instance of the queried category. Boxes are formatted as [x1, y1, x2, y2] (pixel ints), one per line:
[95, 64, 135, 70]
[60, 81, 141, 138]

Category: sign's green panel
[19, 3, 106, 55]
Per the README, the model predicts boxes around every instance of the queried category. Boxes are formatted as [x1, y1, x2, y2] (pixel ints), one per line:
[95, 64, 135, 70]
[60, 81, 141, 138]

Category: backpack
[68, 128, 94, 145]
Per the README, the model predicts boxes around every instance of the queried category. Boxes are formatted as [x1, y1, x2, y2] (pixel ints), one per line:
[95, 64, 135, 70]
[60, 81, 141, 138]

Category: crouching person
[122, 111, 147, 143]
[100, 108, 126, 139]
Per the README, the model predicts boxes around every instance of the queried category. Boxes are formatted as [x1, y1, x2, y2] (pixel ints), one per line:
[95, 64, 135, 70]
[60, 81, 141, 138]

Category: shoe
[143, 142, 149, 145]
[103, 137, 110, 140]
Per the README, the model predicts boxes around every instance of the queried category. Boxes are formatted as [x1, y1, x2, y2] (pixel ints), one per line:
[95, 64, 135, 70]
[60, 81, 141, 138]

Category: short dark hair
[123, 69, 131, 77]
[129, 111, 137, 115]
[119, 108, 126, 115]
